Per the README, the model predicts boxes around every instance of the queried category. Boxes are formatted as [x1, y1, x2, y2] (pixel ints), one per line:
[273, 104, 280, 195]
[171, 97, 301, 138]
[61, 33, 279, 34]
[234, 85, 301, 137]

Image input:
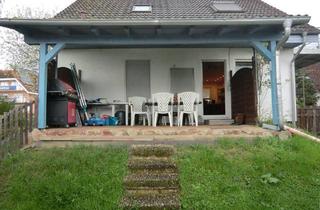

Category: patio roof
[0, 17, 314, 48]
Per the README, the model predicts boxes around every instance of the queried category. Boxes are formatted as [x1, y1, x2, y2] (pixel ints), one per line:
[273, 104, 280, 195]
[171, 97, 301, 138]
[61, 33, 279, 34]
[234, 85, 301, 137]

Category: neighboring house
[0, 0, 319, 129]
[304, 63, 320, 106]
[0, 70, 38, 103]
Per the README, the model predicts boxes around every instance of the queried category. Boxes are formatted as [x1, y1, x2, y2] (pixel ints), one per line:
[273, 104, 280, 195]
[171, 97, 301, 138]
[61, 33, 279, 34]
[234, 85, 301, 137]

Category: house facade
[0, 0, 319, 129]
[0, 70, 37, 103]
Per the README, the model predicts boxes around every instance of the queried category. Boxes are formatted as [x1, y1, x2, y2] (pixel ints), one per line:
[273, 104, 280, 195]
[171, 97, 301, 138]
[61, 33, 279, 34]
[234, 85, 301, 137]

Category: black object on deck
[47, 79, 78, 127]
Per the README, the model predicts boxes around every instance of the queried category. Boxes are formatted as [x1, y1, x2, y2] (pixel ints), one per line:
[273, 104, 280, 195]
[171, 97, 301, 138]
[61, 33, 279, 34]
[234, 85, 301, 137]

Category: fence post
[0, 115, 3, 159]
[29, 103, 33, 132]
[19, 107, 24, 146]
[24, 105, 28, 145]
[313, 108, 317, 134]
[14, 108, 19, 151]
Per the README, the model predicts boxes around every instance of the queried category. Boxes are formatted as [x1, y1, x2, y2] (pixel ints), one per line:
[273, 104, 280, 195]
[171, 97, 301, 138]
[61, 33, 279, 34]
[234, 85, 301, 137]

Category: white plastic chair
[177, 92, 199, 126]
[128, 96, 151, 126]
[152, 92, 174, 127]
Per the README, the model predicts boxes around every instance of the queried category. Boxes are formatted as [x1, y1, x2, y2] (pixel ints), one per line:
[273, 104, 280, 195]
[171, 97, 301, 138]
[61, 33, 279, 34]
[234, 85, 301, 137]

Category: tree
[296, 69, 319, 107]
[0, 6, 56, 71]
[0, 0, 4, 16]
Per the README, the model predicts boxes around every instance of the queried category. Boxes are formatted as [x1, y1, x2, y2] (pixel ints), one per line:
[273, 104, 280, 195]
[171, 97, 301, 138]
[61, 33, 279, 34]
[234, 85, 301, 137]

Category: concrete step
[208, 119, 234, 125]
[126, 189, 179, 197]
[124, 172, 179, 190]
[128, 157, 177, 171]
[130, 144, 176, 157]
[121, 191, 180, 210]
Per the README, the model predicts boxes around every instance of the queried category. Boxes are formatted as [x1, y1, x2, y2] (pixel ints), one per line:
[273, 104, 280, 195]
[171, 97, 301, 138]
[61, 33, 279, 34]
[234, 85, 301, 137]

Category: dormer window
[211, 1, 244, 13]
[132, 5, 152, 12]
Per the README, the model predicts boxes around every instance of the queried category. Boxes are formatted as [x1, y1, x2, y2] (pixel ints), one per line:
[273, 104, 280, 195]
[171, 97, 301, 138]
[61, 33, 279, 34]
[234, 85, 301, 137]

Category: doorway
[231, 67, 257, 124]
[202, 62, 226, 116]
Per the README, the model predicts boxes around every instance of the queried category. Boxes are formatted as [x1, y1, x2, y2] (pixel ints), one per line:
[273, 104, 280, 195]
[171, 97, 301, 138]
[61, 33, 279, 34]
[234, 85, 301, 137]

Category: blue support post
[270, 41, 280, 127]
[38, 43, 48, 129]
[38, 43, 65, 129]
[251, 40, 280, 129]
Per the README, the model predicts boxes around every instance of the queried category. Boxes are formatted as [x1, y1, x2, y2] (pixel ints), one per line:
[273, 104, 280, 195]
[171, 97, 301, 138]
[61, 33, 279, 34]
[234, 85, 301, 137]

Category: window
[132, 5, 152, 12]
[211, 1, 244, 12]
[170, 68, 195, 93]
[126, 60, 151, 98]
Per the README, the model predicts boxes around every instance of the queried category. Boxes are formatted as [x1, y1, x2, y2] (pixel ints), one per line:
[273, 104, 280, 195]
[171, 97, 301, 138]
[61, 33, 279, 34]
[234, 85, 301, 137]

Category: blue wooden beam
[25, 33, 281, 46]
[38, 42, 65, 129]
[250, 41, 272, 61]
[45, 43, 65, 63]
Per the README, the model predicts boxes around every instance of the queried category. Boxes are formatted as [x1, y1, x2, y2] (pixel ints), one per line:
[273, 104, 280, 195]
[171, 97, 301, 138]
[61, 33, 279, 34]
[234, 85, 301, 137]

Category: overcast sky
[1, 0, 320, 26]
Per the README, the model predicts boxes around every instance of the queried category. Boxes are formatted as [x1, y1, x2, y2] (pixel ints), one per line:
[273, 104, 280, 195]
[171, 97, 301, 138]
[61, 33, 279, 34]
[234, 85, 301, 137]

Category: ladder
[70, 63, 89, 121]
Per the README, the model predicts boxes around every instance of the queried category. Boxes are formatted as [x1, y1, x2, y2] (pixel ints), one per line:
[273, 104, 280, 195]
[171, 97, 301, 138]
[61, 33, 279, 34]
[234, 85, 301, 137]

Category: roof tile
[54, 0, 319, 34]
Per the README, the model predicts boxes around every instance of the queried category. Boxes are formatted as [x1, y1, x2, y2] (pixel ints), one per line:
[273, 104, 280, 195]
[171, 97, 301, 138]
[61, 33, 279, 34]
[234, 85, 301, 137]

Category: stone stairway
[121, 144, 181, 210]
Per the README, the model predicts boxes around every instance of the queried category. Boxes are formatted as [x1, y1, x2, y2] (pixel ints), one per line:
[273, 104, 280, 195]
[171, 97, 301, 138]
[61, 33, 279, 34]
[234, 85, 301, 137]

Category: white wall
[58, 47, 294, 122]
[278, 48, 295, 122]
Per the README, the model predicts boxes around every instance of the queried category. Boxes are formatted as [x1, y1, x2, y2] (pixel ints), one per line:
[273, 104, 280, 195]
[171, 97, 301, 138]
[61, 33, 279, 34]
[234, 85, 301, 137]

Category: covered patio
[0, 16, 314, 131]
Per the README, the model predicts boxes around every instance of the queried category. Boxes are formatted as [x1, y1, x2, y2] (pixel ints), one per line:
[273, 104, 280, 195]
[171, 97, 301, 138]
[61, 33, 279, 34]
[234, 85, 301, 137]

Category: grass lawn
[0, 136, 319, 209]
[0, 146, 128, 210]
[177, 136, 320, 210]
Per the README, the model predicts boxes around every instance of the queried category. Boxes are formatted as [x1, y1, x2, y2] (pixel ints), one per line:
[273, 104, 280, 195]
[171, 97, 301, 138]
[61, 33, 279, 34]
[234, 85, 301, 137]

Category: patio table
[144, 101, 202, 106]
[87, 102, 129, 126]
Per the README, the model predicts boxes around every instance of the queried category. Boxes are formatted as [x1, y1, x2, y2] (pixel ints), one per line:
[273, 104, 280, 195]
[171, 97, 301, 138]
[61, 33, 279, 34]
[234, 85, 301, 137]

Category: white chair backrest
[178, 92, 199, 112]
[128, 96, 147, 112]
[152, 92, 173, 112]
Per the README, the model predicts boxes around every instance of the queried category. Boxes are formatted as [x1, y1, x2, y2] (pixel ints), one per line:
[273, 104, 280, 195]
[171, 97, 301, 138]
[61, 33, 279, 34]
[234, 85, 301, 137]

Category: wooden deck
[31, 125, 289, 147]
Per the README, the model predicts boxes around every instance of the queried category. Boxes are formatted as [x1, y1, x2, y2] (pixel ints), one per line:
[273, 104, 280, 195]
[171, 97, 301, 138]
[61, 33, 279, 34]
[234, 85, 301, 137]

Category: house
[0, 0, 319, 130]
[0, 70, 37, 103]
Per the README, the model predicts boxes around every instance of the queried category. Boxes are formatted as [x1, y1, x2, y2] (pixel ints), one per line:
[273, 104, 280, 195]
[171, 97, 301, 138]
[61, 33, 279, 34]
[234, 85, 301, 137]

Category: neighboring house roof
[291, 24, 320, 35]
[305, 63, 320, 92]
[0, 70, 38, 94]
[54, 0, 319, 34]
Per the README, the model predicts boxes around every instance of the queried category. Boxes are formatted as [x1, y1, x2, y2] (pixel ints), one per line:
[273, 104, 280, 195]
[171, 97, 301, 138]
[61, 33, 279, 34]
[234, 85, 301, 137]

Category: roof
[53, 0, 319, 34]
[305, 63, 320, 91]
[291, 24, 320, 35]
[54, 0, 296, 20]
[0, 70, 38, 93]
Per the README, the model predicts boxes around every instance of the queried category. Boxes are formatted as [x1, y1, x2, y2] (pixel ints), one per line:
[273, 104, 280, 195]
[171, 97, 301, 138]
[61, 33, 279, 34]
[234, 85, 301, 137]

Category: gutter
[0, 17, 311, 27]
[290, 32, 308, 127]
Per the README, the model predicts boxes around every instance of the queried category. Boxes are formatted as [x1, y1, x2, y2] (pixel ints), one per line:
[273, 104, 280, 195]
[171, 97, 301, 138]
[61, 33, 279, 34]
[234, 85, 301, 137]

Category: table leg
[111, 105, 115, 117]
[125, 104, 129, 126]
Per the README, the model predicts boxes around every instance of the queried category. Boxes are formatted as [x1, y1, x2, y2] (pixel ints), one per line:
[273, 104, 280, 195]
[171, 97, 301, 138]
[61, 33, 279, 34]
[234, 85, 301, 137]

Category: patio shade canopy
[0, 17, 314, 48]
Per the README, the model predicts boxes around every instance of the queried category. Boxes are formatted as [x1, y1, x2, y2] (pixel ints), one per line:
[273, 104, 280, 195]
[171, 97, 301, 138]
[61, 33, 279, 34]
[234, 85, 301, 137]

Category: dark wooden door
[231, 68, 257, 124]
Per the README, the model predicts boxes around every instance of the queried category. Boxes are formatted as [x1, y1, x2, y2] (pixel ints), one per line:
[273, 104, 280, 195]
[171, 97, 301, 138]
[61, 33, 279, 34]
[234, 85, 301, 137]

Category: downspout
[290, 32, 308, 127]
[277, 19, 293, 50]
[275, 19, 292, 129]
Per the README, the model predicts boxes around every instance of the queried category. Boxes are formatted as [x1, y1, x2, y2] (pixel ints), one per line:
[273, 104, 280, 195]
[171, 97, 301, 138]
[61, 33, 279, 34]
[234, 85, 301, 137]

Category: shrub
[0, 97, 14, 115]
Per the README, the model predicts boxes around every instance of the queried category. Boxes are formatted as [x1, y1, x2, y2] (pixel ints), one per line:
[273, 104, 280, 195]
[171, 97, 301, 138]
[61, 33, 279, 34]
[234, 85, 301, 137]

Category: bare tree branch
[0, 6, 56, 71]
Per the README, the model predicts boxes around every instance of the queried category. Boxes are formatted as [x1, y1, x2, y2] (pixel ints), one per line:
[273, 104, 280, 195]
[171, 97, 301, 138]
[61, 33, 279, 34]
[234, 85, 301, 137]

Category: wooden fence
[0, 102, 37, 160]
[297, 107, 320, 135]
